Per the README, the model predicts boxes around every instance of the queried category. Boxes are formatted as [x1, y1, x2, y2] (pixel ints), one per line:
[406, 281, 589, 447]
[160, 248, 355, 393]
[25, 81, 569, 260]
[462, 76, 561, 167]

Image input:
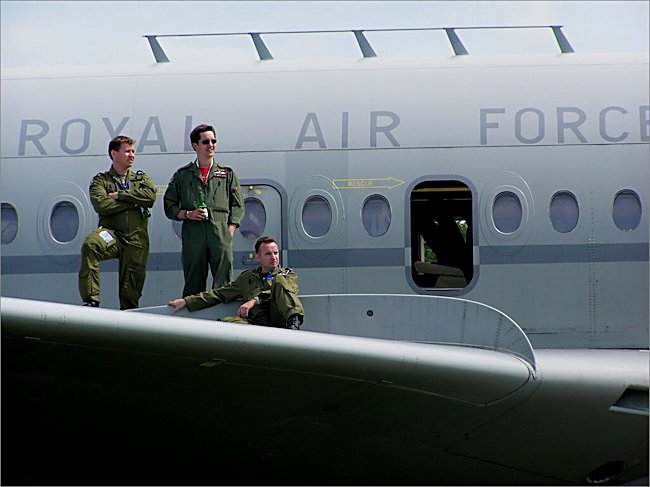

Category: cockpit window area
[1, 203, 18, 245]
[410, 180, 473, 289]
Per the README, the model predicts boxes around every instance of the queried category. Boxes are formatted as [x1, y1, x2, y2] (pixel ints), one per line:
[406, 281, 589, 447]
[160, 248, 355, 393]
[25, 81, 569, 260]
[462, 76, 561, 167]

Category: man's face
[192, 130, 216, 159]
[256, 242, 280, 273]
[111, 143, 135, 173]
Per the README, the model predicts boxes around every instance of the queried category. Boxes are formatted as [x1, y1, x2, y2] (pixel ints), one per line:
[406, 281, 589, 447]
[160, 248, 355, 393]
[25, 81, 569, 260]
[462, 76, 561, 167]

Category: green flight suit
[185, 266, 304, 328]
[163, 161, 244, 297]
[79, 167, 157, 309]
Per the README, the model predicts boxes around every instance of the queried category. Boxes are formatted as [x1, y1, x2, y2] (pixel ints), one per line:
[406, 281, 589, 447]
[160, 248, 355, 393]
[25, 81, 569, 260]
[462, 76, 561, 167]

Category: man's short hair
[190, 124, 217, 145]
[108, 135, 136, 159]
[255, 236, 278, 254]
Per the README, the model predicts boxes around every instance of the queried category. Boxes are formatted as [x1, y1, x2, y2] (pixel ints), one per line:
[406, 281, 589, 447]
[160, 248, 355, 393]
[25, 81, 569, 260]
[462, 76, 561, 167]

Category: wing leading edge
[2, 296, 536, 405]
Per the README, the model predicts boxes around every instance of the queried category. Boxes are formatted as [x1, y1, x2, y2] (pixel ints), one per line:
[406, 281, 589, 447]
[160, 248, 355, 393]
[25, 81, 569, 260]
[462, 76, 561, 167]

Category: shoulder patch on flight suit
[131, 170, 145, 181]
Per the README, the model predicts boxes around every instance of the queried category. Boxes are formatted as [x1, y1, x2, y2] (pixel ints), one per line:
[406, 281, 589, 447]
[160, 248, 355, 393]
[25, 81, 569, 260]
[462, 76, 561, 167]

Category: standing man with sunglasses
[164, 124, 244, 296]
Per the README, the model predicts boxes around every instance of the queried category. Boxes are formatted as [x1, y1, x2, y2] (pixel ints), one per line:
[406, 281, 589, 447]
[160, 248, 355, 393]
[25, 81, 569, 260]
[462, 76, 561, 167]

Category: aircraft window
[302, 196, 331, 238]
[493, 191, 522, 233]
[240, 198, 266, 240]
[50, 201, 79, 243]
[613, 190, 642, 231]
[410, 181, 473, 289]
[550, 191, 579, 233]
[1, 203, 18, 245]
[362, 195, 391, 237]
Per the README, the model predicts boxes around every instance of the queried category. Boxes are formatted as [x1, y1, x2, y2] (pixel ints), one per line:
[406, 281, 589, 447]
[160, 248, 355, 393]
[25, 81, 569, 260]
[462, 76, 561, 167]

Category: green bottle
[198, 187, 208, 221]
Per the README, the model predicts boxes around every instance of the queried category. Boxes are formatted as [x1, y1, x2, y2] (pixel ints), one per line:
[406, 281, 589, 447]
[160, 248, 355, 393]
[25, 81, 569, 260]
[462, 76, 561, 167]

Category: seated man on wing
[168, 236, 304, 329]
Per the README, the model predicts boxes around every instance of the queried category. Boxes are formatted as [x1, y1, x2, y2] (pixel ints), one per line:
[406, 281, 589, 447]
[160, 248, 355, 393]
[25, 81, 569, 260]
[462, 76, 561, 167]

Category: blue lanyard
[115, 178, 130, 190]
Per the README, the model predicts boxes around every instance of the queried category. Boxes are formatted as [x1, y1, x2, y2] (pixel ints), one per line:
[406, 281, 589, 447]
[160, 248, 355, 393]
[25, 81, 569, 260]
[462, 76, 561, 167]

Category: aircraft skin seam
[3, 140, 649, 160]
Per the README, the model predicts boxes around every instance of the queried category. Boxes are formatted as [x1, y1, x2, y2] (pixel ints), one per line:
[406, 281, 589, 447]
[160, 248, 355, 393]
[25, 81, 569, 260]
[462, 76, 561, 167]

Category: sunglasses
[200, 139, 217, 145]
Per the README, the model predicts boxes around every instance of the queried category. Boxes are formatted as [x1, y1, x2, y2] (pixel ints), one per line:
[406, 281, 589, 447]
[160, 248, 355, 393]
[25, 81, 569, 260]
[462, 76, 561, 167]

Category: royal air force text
[15, 106, 650, 156]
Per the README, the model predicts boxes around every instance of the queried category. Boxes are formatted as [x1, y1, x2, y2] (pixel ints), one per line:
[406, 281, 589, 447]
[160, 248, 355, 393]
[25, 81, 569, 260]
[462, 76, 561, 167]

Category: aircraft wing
[2, 296, 647, 485]
[2, 296, 536, 404]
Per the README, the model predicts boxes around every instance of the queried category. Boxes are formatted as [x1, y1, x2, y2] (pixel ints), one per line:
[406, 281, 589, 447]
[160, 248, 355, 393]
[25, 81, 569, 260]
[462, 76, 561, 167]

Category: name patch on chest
[214, 168, 228, 179]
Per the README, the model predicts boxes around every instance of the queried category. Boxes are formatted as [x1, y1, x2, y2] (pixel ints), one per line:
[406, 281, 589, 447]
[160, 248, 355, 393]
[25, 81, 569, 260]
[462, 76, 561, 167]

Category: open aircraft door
[233, 183, 283, 272]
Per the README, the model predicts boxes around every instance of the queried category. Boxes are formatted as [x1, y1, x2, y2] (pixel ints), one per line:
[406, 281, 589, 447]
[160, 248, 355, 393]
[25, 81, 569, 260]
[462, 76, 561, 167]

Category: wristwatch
[254, 296, 261, 305]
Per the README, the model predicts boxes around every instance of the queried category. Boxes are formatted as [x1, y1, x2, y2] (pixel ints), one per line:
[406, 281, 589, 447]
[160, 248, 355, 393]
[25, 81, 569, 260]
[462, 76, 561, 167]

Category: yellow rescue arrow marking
[332, 177, 405, 190]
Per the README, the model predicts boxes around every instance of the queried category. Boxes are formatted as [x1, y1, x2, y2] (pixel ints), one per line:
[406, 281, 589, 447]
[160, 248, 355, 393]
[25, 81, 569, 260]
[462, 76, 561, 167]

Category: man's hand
[168, 298, 187, 314]
[238, 299, 256, 319]
[194, 208, 208, 220]
[108, 191, 119, 200]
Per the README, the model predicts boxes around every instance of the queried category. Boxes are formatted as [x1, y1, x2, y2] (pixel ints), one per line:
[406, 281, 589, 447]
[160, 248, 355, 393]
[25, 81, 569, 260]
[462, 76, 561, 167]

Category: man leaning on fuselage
[168, 236, 304, 330]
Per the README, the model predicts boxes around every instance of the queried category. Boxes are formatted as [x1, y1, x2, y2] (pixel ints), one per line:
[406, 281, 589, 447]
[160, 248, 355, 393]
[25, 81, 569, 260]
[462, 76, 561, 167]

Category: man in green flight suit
[164, 124, 244, 297]
[78, 135, 157, 309]
[168, 236, 304, 329]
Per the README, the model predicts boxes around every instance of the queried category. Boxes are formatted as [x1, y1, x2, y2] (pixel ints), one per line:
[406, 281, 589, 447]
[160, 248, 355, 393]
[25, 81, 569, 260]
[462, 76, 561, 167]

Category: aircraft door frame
[406, 175, 477, 294]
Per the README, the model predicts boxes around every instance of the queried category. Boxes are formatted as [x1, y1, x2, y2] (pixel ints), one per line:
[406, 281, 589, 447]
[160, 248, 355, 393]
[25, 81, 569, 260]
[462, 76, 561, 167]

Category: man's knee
[272, 275, 295, 293]
[82, 229, 119, 261]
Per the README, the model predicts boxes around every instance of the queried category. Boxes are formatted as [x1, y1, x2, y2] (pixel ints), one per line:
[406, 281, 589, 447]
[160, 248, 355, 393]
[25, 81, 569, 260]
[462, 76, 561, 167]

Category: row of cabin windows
[0, 193, 392, 245]
[167, 194, 391, 241]
[297, 195, 391, 239]
[0, 187, 643, 246]
[494, 189, 642, 233]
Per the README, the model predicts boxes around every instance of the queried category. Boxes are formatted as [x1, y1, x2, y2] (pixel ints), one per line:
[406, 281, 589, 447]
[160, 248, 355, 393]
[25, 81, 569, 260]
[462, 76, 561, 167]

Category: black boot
[286, 314, 303, 330]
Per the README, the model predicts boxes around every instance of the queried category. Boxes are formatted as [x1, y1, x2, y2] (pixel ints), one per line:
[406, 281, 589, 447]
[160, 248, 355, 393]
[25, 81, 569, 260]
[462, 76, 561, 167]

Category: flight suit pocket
[86, 228, 119, 257]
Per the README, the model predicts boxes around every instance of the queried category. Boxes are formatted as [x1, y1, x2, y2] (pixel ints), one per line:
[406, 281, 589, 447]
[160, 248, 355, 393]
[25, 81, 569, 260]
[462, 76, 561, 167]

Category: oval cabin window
[550, 191, 579, 233]
[1, 203, 18, 245]
[362, 195, 391, 237]
[50, 201, 79, 243]
[613, 190, 642, 231]
[240, 198, 267, 240]
[493, 191, 522, 233]
[302, 196, 332, 238]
